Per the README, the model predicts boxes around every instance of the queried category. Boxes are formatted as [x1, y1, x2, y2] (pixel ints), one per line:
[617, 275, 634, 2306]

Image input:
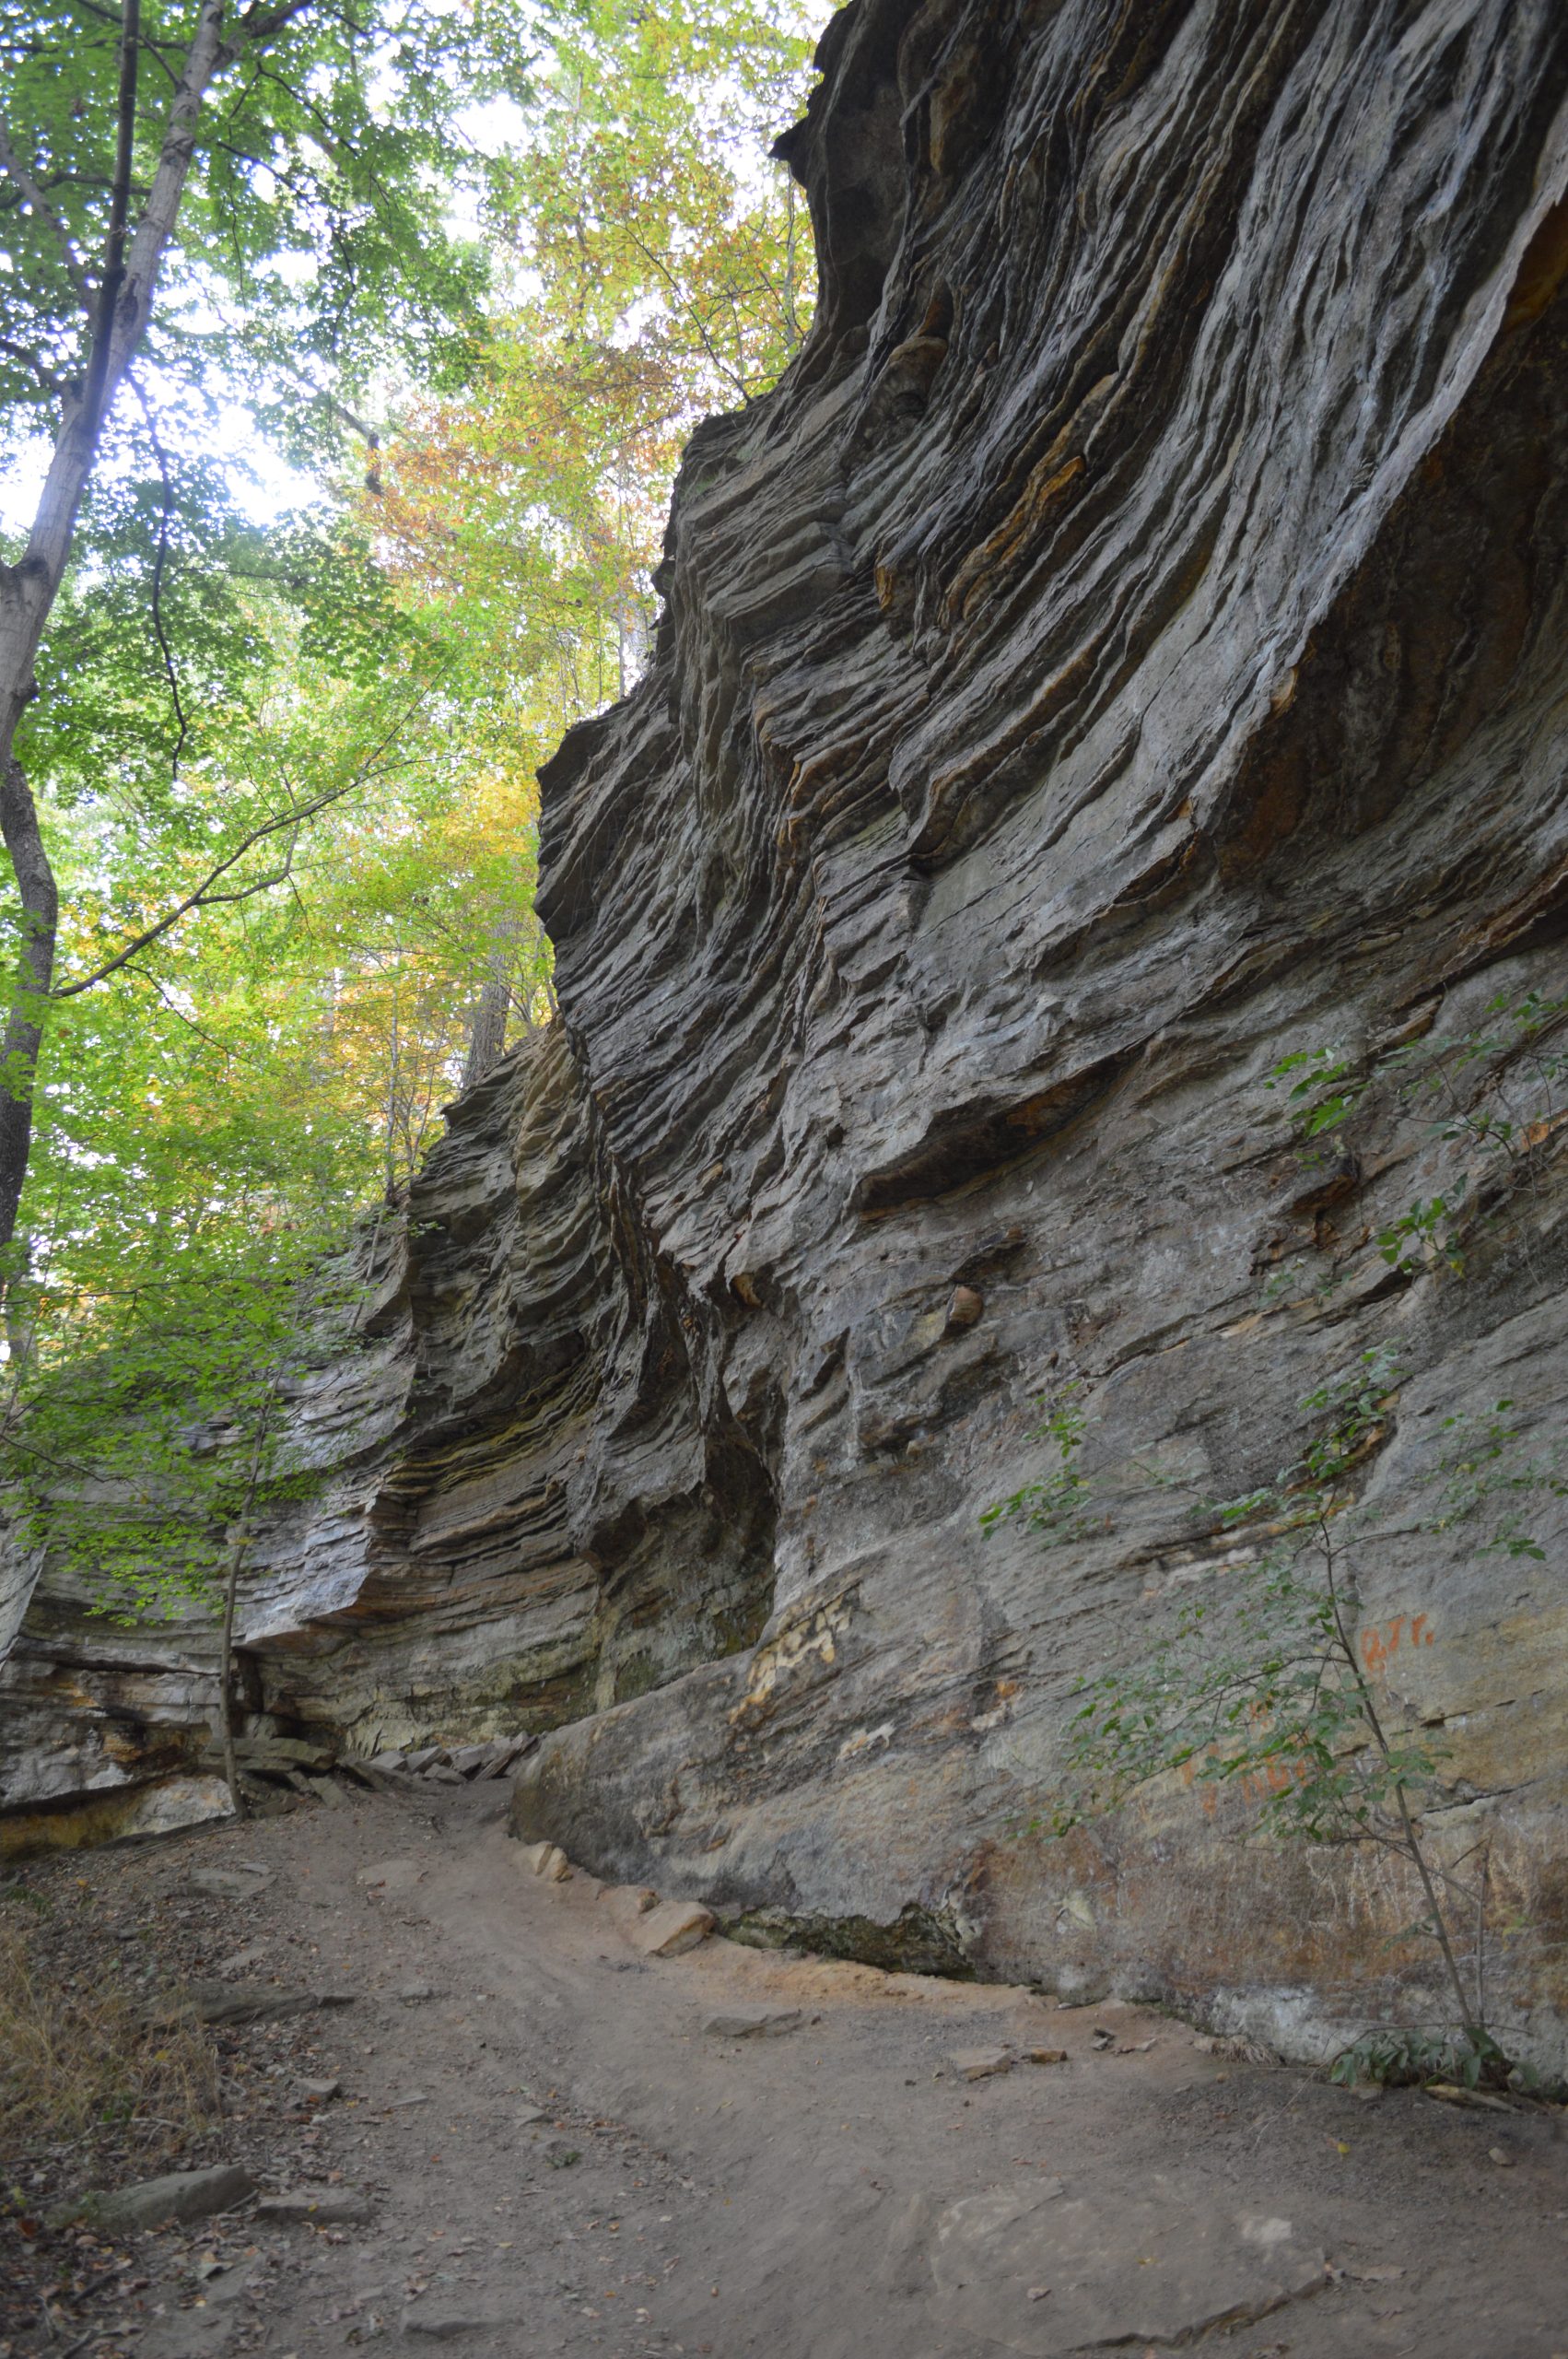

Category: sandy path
[7, 1782, 1568, 2359]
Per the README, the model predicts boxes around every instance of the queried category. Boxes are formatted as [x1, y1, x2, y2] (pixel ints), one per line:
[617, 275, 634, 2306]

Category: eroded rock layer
[6, 0, 1568, 2065]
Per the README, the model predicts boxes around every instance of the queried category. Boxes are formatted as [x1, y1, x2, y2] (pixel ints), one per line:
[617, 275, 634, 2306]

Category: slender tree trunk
[0, 0, 234, 1259]
[216, 1530, 248, 1818]
[0, 757, 58, 1264]
[462, 974, 509, 1087]
[216, 1367, 284, 1818]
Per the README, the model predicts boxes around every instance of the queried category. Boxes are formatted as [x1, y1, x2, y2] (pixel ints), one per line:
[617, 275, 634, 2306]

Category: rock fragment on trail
[703, 2006, 804, 2038]
[949, 2048, 1012, 2082]
[515, 1838, 570, 1881]
[64, 2164, 254, 2236]
[137, 1979, 321, 2029]
[631, 1900, 714, 1957]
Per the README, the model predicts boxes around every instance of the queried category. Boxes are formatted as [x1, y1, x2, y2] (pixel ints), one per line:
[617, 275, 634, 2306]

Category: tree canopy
[0, 0, 828, 1632]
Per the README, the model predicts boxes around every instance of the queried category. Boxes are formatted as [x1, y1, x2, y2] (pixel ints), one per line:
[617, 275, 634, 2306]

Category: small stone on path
[517, 1839, 571, 1881]
[703, 2006, 804, 2039]
[70, 2164, 254, 2235]
[949, 2048, 1012, 2082]
[631, 1900, 714, 1957]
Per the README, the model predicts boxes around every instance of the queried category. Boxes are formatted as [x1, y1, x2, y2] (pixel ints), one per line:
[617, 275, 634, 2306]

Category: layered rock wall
[6, 0, 1568, 2065]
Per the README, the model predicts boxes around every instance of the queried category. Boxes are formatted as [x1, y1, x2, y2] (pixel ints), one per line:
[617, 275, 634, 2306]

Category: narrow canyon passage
[6, 1783, 1566, 2359]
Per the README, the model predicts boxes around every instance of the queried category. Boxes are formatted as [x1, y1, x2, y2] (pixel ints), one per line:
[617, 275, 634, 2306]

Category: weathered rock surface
[67, 2165, 254, 2236]
[6, 0, 1568, 2068]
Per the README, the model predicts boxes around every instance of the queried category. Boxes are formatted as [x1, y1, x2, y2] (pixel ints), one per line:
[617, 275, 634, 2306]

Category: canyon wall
[6, 0, 1568, 2068]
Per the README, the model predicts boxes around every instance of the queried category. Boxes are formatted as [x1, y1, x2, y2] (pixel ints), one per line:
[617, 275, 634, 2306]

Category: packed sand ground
[5, 1778, 1567, 2359]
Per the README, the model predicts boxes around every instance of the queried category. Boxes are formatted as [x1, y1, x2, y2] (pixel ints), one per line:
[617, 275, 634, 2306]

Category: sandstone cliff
[6, 0, 1568, 2070]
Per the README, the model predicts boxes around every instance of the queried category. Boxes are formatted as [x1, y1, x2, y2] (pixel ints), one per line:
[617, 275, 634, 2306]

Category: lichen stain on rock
[6, 0, 1568, 2071]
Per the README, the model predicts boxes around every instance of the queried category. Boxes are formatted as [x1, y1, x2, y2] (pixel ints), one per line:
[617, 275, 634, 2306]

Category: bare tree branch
[0, 339, 67, 395]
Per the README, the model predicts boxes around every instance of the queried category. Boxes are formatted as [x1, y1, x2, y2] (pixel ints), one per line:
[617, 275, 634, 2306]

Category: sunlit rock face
[8, 0, 1568, 2066]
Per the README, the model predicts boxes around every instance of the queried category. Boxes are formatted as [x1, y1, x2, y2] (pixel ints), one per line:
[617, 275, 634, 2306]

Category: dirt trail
[6, 1783, 1567, 2359]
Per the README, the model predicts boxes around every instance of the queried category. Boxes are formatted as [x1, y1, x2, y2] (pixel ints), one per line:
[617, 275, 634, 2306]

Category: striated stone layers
[7, 0, 1568, 2064]
[0, 1033, 777, 1847]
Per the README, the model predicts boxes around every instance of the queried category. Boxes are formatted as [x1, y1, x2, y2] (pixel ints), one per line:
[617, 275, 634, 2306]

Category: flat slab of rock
[255, 2188, 374, 2225]
[75, 2164, 254, 2236]
[233, 1736, 333, 1774]
[137, 1980, 321, 2030]
[927, 2177, 1325, 2354]
[948, 2047, 1012, 2081]
[704, 2006, 804, 2038]
[631, 1899, 714, 1957]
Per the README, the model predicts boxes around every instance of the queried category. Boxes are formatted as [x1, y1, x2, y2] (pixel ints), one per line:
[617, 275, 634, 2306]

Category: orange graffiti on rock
[1360, 1614, 1435, 1677]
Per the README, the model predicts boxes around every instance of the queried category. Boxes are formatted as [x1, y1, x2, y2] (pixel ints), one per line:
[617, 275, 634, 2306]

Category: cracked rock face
[7, 0, 1568, 2066]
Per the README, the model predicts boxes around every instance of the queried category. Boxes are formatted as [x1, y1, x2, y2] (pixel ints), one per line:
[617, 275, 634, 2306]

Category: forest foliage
[0, 0, 825, 1624]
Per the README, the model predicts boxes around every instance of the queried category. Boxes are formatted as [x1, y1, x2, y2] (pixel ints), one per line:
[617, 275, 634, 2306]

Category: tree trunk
[216, 1531, 248, 1819]
[0, 0, 235, 1258]
[462, 971, 510, 1088]
[0, 757, 58, 1267]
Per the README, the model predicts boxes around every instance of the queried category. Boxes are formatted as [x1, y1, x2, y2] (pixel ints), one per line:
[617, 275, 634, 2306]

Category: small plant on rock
[990, 1350, 1563, 2087]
